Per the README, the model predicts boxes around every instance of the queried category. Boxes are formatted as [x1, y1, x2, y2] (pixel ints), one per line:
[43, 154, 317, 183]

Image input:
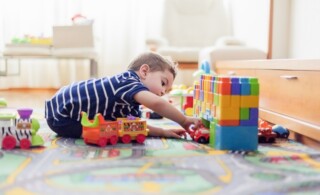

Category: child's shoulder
[114, 70, 140, 82]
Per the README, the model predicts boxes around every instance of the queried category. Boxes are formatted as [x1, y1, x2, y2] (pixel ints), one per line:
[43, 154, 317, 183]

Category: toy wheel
[136, 134, 146, 144]
[198, 137, 207, 144]
[2, 136, 16, 150]
[268, 137, 275, 143]
[20, 139, 31, 149]
[282, 133, 289, 139]
[121, 135, 131, 144]
[84, 138, 89, 145]
[109, 135, 118, 145]
[258, 136, 266, 143]
[98, 138, 107, 147]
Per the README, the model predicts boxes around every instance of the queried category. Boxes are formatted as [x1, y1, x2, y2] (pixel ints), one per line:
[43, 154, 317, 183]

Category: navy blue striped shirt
[45, 71, 149, 125]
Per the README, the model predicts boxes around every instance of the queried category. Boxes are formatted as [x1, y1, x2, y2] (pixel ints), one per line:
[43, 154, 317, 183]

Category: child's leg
[46, 118, 82, 138]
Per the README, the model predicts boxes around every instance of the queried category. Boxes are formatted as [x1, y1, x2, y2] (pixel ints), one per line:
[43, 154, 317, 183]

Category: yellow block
[240, 95, 259, 108]
[216, 106, 240, 120]
[218, 95, 241, 108]
[218, 95, 231, 107]
[230, 95, 240, 108]
[211, 104, 216, 117]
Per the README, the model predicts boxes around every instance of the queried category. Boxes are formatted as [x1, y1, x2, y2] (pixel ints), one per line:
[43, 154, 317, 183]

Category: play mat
[0, 112, 320, 195]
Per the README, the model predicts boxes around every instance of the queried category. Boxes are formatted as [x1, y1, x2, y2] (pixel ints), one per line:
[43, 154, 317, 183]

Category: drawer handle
[280, 75, 298, 80]
[227, 71, 235, 75]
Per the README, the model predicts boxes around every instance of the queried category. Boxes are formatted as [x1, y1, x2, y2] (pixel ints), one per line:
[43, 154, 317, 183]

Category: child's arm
[147, 124, 186, 139]
[134, 91, 201, 130]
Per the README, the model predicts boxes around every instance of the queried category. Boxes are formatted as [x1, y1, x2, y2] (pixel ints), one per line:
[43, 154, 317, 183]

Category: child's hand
[162, 129, 187, 139]
[181, 116, 202, 131]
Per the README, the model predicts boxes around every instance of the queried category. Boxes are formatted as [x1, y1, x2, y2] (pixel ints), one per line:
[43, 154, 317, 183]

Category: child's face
[142, 69, 174, 96]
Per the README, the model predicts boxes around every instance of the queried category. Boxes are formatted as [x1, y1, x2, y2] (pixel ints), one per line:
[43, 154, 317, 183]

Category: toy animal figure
[0, 108, 44, 150]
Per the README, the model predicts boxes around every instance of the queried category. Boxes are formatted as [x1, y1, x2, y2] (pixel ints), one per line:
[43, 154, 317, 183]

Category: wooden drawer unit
[257, 70, 320, 127]
[216, 59, 320, 142]
[216, 68, 255, 77]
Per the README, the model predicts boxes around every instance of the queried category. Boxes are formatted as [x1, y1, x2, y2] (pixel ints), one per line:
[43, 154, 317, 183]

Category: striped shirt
[45, 71, 149, 125]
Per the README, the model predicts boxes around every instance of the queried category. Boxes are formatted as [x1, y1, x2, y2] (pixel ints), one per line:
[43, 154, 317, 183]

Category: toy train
[81, 112, 149, 147]
[0, 108, 44, 150]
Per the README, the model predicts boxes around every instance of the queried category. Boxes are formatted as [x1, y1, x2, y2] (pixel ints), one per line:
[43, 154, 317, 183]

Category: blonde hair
[127, 52, 178, 78]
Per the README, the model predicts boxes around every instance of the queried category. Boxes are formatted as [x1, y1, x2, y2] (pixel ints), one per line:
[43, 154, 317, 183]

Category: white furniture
[1, 25, 98, 77]
[146, 0, 267, 69]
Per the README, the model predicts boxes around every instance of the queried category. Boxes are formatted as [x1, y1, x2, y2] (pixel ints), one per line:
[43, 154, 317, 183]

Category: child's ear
[139, 64, 150, 79]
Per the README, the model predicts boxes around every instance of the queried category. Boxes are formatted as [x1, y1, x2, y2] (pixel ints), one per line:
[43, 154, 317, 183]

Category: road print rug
[0, 113, 320, 195]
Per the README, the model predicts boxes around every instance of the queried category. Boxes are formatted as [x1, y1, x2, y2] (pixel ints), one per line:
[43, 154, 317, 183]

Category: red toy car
[187, 124, 210, 144]
[258, 119, 277, 143]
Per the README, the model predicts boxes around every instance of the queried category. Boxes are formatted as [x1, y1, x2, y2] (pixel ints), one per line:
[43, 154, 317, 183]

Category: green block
[249, 78, 259, 95]
[214, 78, 218, 93]
[214, 93, 219, 106]
[240, 108, 249, 120]
[209, 121, 216, 148]
[201, 118, 211, 128]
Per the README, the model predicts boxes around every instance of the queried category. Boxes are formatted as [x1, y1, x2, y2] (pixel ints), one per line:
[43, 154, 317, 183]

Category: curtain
[0, 0, 164, 89]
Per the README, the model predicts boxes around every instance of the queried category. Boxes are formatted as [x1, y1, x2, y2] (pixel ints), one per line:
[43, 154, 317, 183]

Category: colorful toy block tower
[193, 75, 259, 151]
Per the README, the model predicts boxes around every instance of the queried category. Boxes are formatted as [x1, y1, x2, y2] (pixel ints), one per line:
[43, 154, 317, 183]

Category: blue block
[240, 108, 259, 126]
[200, 90, 204, 101]
[240, 78, 250, 95]
[250, 108, 259, 119]
[231, 77, 241, 95]
[240, 119, 258, 126]
[215, 125, 258, 151]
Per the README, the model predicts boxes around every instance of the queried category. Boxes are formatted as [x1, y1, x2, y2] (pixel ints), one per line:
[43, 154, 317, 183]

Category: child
[45, 52, 202, 139]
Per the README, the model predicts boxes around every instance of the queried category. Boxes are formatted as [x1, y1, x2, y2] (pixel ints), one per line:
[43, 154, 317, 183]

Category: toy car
[258, 119, 277, 143]
[272, 125, 290, 138]
[186, 124, 210, 144]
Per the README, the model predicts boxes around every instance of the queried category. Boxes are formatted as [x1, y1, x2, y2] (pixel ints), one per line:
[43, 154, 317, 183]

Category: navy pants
[46, 118, 82, 138]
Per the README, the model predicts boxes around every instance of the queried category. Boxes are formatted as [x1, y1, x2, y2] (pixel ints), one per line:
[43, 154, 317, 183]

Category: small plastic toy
[187, 124, 210, 144]
[0, 108, 44, 150]
[81, 112, 148, 147]
[258, 119, 277, 143]
[0, 98, 7, 107]
[272, 124, 290, 138]
[192, 60, 215, 78]
[170, 85, 194, 116]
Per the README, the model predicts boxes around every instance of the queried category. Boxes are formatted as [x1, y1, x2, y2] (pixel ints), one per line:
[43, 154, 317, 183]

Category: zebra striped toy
[0, 108, 44, 150]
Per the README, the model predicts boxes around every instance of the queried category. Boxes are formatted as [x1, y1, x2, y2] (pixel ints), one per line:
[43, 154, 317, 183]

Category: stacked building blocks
[193, 75, 259, 151]
[0, 108, 44, 150]
[81, 112, 148, 147]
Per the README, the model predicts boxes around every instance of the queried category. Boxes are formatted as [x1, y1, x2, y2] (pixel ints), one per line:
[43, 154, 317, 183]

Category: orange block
[217, 120, 240, 126]
[218, 77, 231, 95]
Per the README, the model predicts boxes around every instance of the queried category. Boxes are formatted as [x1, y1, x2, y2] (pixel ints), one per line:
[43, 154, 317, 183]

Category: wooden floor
[0, 88, 58, 110]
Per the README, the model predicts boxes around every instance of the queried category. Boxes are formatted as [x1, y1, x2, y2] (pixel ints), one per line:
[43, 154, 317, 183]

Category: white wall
[272, 0, 320, 59]
[228, 0, 270, 53]
[271, 0, 290, 59]
[229, 0, 320, 59]
[288, 0, 320, 59]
